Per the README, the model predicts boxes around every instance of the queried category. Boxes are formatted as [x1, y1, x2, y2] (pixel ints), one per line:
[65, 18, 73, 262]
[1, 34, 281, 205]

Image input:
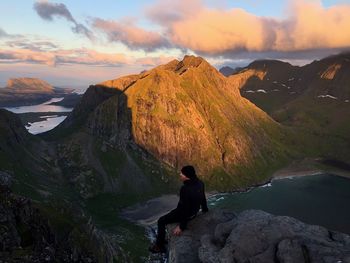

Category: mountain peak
[181, 55, 205, 67]
[171, 55, 211, 75]
[247, 60, 293, 70]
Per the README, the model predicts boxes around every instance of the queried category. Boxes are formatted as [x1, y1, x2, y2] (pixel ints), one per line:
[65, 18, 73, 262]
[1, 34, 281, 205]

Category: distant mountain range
[0, 77, 72, 107]
[219, 66, 243, 77]
[229, 52, 350, 142]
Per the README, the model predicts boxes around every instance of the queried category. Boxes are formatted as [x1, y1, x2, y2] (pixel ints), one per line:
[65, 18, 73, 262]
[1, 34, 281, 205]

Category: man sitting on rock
[149, 165, 208, 253]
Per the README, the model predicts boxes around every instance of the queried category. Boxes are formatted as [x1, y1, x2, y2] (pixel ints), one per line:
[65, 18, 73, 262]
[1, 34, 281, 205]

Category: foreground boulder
[168, 209, 350, 263]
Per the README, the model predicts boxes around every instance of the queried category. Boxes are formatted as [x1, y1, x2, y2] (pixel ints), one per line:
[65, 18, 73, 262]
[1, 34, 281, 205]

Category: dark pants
[156, 209, 182, 246]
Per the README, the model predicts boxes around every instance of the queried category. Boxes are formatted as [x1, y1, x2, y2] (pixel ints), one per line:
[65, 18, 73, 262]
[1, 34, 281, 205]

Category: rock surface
[168, 209, 350, 263]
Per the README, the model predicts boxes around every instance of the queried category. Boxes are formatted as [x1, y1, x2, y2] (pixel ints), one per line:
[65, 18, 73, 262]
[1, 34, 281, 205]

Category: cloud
[146, 0, 350, 55]
[0, 28, 9, 38]
[0, 27, 22, 39]
[0, 48, 128, 67]
[33, 1, 94, 40]
[92, 18, 169, 51]
[136, 55, 177, 66]
[0, 49, 56, 66]
[145, 0, 203, 25]
[5, 39, 59, 51]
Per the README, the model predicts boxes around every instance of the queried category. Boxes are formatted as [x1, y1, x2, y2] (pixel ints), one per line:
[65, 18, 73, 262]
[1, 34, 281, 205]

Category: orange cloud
[92, 18, 169, 51]
[0, 48, 128, 67]
[280, 0, 350, 51]
[136, 55, 177, 66]
[163, 0, 350, 54]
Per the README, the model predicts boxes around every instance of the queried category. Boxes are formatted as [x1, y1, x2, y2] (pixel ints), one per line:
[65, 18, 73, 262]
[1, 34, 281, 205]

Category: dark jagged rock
[167, 209, 350, 263]
[167, 210, 236, 263]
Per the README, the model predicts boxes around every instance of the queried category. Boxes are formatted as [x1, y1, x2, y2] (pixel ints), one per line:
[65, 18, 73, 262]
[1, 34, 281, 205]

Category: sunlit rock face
[64, 55, 287, 190]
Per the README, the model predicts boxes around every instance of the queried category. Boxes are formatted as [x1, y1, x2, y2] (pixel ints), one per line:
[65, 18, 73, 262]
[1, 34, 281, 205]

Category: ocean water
[4, 97, 72, 134]
[208, 174, 350, 234]
[4, 97, 72, 113]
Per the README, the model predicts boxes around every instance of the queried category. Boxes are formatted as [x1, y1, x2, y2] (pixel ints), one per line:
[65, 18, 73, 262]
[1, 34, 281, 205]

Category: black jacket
[175, 177, 208, 230]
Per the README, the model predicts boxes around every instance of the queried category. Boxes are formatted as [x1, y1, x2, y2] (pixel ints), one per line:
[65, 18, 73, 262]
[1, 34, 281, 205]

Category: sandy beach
[272, 158, 350, 180]
[120, 194, 179, 226]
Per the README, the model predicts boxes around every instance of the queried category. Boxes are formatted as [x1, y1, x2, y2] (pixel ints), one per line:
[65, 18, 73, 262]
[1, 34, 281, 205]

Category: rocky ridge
[168, 209, 350, 263]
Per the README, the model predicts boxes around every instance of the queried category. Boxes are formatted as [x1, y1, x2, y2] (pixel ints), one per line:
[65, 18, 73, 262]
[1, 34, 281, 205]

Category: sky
[1, 0, 350, 87]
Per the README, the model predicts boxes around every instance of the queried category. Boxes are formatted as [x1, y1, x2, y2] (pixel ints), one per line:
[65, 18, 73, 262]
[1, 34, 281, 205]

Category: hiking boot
[148, 243, 166, 253]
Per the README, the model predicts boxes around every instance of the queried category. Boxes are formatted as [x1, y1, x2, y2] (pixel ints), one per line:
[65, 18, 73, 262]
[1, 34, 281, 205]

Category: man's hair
[181, 165, 197, 179]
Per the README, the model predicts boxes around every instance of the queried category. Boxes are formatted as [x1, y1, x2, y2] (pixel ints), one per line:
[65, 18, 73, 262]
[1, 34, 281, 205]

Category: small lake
[209, 174, 350, 234]
[4, 98, 72, 134]
[25, 115, 67, 134]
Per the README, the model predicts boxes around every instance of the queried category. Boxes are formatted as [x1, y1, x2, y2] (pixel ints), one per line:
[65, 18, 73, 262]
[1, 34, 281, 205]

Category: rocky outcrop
[168, 209, 350, 263]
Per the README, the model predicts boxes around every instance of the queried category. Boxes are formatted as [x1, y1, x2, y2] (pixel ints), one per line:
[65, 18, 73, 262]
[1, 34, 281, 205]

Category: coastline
[120, 158, 350, 226]
[271, 158, 350, 180]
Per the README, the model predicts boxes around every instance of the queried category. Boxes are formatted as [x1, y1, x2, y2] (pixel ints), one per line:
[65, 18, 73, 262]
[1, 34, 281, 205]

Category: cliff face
[61, 55, 289, 192]
[0, 109, 56, 176]
[167, 209, 350, 263]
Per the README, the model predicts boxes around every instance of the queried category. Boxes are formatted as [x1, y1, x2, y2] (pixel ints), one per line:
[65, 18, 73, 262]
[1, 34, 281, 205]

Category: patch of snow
[273, 81, 278, 84]
[287, 86, 291, 89]
[288, 78, 294, 81]
[257, 89, 267, 93]
[281, 84, 287, 87]
[245, 90, 255, 93]
[345, 100, 349, 103]
[317, 95, 338, 100]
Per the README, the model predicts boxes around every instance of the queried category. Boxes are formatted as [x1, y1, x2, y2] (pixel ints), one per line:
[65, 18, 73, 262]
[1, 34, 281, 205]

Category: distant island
[0, 77, 73, 107]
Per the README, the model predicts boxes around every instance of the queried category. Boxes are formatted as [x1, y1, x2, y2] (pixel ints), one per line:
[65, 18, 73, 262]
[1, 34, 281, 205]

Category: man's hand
[172, 225, 182, 236]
